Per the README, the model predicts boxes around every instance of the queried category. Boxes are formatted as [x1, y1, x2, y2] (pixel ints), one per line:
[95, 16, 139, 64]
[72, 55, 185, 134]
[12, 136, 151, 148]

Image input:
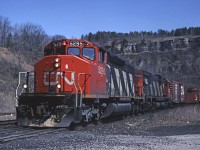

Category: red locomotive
[15, 39, 184, 128]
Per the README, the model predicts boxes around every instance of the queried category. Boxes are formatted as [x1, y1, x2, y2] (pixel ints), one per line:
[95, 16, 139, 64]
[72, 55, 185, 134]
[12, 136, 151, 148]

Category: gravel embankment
[1, 104, 200, 150]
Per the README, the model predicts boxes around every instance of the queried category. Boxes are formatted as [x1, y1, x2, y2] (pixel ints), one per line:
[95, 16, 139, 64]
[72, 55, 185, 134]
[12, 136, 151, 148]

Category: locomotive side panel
[108, 65, 134, 98]
[107, 52, 135, 98]
[90, 62, 107, 98]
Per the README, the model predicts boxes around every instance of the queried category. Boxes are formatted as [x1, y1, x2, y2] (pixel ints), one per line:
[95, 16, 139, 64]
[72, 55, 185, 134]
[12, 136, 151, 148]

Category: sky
[0, 0, 200, 38]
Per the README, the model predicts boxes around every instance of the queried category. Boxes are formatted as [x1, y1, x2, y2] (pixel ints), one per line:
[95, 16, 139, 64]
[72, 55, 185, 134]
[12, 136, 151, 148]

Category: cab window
[44, 48, 54, 56]
[56, 46, 66, 55]
[68, 47, 80, 55]
[83, 48, 95, 60]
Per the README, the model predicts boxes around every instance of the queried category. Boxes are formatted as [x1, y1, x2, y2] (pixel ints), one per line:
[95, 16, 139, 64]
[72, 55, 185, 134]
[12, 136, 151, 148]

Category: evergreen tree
[88, 32, 93, 42]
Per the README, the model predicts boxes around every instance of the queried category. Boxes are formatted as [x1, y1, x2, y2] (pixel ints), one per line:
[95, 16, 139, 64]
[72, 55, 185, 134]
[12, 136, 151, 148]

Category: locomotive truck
[15, 39, 183, 128]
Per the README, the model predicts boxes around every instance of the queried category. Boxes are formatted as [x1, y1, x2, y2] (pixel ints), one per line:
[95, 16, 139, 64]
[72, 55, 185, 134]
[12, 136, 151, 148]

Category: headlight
[65, 64, 68, 69]
[23, 84, 28, 89]
[55, 58, 60, 63]
[55, 63, 59, 68]
[57, 84, 61, 89]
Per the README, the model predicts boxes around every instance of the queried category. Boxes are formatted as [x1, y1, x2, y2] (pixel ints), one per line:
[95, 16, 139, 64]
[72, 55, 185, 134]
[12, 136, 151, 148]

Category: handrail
[63, 71, 78, 107]
[15, 72, 29, 107]
[78, 73, 91, 107]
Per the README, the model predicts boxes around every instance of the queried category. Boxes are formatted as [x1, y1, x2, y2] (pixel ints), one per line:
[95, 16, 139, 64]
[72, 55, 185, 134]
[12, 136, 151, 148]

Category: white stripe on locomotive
[153, 81, 157, 96]
[129, 73, 134, 96]
[110, 73, 115, 96]
[114, 68, 123, 96]
[122, 71, 128, 96]
[157, 82, 160, 96]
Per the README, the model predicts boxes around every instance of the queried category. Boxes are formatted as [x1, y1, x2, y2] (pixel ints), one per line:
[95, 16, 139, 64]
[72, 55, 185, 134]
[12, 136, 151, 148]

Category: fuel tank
[101, 103, 132, 119]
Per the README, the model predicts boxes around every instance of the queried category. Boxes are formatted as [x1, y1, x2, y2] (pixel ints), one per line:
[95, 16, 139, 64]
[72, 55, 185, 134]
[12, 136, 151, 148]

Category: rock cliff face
[107, 36, 200, 89]
[109, 36, 200, 53]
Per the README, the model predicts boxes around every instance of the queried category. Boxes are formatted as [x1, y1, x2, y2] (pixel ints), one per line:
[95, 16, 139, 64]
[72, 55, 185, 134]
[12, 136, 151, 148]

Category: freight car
[185, 88, 200, 103]
[15, 39, 183, 128]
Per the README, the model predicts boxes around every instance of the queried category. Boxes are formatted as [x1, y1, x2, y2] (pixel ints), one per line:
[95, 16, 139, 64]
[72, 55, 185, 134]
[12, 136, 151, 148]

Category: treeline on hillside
[82, 27, 200, 42]
[0, 16, 66, 63]
[1, 15, 200, 57]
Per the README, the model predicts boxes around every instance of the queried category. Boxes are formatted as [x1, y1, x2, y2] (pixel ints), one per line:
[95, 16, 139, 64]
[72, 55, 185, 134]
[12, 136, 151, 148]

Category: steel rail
[0, 128, 65, 143]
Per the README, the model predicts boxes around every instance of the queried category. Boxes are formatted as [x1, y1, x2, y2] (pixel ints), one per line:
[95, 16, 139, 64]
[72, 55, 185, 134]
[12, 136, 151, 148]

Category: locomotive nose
[34, 56, 76, 93]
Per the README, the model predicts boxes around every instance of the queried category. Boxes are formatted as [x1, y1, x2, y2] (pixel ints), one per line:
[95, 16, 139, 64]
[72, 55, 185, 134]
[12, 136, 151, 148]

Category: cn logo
[44, 71, 75, 86]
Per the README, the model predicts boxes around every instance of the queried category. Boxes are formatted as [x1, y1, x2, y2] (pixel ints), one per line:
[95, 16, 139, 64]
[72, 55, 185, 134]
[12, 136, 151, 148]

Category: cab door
[96, 48, 107, 97]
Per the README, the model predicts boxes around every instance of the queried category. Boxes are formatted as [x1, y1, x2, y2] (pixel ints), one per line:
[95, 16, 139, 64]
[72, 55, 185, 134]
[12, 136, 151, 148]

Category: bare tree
[12, 22, 50, 63]
[0, 16, 12, 47]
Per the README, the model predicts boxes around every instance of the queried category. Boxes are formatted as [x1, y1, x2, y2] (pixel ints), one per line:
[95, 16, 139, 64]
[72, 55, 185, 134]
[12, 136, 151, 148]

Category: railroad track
[0, 120, 16, 125]
[0, 128, 65, 143]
